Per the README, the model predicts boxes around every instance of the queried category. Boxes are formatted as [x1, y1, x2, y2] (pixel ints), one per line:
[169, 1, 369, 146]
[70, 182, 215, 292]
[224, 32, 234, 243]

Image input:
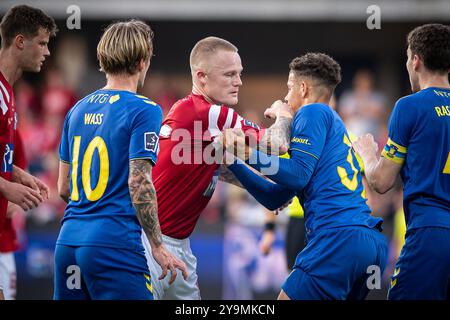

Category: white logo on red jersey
[2, 144, 14, 173]
[0, 80, 10, 115]
[160, 124, 172, 138]
[0, 91, 8, 115]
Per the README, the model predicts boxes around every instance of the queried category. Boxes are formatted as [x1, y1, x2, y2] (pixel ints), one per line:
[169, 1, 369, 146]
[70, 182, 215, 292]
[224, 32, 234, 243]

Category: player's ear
[137, 59, 146, 72]
[197, 70, 207, 85]
[412, 54, 421, 71]
[300, 81, 308, 98]
[14, 34, 25, 50]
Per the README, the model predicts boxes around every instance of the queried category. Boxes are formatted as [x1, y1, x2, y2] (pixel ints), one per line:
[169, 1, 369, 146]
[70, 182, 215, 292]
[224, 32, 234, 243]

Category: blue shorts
[282, 226, 387, 300]
[388, 227, 450, 300]
[54, 244, 153, 300]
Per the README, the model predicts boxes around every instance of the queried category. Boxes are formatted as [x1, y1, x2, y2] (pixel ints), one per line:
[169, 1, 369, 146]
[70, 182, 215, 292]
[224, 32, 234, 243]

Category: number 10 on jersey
[71, 136, 110, 201]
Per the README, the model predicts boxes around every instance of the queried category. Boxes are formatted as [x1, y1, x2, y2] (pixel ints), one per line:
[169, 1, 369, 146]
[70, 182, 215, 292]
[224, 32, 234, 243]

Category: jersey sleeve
[244, 104, 331, 191]
[289, 104, 331, 160]
[207, 104, 265, 142]
[129, 104, 163, 166]
[228, 160, 296, 210]
[13, 130, 27, 170]
[59, 110, 71, 163]
[381, 98, 415, 165]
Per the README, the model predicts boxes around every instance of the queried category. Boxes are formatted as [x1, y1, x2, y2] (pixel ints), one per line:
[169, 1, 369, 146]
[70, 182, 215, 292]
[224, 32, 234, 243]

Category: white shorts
[0, 252, 17, 300]
[142, 233, 200, 300]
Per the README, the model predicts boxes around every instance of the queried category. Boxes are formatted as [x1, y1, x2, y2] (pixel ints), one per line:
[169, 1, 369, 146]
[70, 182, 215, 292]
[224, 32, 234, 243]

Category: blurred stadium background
[0, 0, 448, 299]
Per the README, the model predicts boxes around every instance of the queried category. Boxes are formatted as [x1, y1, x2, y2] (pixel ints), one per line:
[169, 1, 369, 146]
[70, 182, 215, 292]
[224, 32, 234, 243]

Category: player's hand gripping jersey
[153, 93, 264, 239]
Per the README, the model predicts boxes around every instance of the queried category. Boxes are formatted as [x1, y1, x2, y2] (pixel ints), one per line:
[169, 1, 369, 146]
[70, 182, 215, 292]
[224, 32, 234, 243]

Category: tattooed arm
[128, 159, 188, 284]
[218, 163, 276, 189]
[128, 159, 162, 247]
[258, 116, 292, 155]
[258, 100, 293, 155]
[218, 165, 243, 188]
[219, 101, 292, 187]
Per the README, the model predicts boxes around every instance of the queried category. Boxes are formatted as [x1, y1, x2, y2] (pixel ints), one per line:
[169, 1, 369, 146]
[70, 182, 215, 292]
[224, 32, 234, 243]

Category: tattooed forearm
[129, 159, 162, 247]
[258, 115, 292, 155]
[219, 164, 274, 188]
[219, 165, 243, 188]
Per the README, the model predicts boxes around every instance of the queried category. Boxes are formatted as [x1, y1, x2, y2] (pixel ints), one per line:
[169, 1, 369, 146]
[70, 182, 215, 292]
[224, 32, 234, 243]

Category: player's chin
[226, 95, 239, 106]
[27, 64, 42, 73]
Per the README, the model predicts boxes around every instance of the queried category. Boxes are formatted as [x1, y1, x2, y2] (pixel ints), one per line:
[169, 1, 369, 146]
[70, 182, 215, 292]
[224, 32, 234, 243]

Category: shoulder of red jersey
[160, 93, 263, 141]
[0, 74, 13, 116]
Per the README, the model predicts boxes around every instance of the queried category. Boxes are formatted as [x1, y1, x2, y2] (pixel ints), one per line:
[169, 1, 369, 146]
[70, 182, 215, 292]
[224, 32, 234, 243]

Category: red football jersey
[0, 130, 27, 253]
[153, 93, 264, 239]
[0, 71, 16, 232]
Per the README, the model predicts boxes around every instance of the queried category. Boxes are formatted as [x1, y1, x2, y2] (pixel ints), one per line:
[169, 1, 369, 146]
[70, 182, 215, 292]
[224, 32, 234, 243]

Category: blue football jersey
[290, 103, 382, 237]
[382, 87, 450, 231]
[58, 89, 162, 250]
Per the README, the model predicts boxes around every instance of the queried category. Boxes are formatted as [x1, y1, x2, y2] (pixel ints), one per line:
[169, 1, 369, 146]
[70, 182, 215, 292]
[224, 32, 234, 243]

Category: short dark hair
[289, 53, 341, 92]
[0, 5, 57, 48]
[407, 23, 450, 73]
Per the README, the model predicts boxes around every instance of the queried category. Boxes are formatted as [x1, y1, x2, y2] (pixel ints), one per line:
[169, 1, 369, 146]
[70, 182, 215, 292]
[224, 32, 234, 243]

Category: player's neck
[104, 73, 139, 93]
[0, 48, 23, 86]
[296, 95, 331, 112]
[192, 82, 216, 105]
[419, 72, 450, 91]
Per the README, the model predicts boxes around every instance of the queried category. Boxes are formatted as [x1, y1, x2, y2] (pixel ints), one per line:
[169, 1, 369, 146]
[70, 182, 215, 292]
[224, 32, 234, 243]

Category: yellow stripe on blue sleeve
[143, 100, 157, 106]
[381, 138, 407, 165]
[135, 94, 157, 106]
[290, 148, 319, 160]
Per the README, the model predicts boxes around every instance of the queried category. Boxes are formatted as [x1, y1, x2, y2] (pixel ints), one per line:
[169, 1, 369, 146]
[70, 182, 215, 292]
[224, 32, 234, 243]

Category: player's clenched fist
[352, 134, 378, 159]
[264, 100, 292, 120]
[222, 128, 252, 161]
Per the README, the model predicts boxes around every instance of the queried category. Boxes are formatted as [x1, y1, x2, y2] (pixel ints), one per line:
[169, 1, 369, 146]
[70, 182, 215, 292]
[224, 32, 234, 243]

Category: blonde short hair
[97, 20, 154, 75]
[189, 36, 237, 72]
